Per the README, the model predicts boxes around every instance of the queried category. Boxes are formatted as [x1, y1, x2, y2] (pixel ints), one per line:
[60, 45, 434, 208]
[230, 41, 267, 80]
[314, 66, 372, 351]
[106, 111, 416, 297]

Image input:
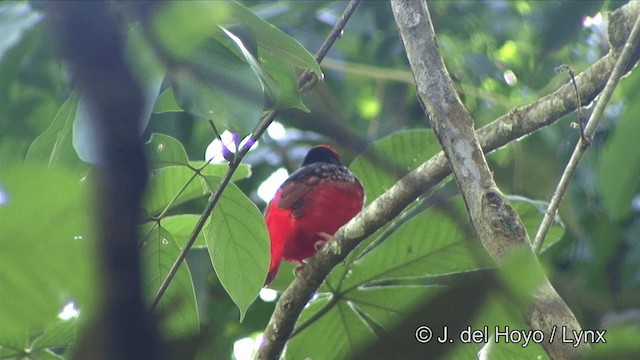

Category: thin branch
[257, 2, 640, 359]
[533, 10, 640, 254]
[555, 64, 585, 142]
[150, 0, 363, 311]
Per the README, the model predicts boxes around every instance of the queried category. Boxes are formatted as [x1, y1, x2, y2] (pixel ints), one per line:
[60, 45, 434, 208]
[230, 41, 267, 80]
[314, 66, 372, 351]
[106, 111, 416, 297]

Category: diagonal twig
[533, 10, 640, 254]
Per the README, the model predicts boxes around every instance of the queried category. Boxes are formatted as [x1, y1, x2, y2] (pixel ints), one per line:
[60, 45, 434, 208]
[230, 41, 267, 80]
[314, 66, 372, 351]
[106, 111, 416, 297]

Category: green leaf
[0, 166, 97, 345]
[260, 49, 309, 111]
[25, 92, 88, 174]
[172, 38, 263, 136]
[350, 129, 442, 203]
[204, 180, 269, 321]
[141, 226, 199, 339]
[334, 203, 492, 290]
[598, 79, 640, 221]
[143, 166, 208, 216]
[226, 1, 321, 76]
[30, 318, 77, 351]
[150, 1, 233, 59]
[287, 287, 441, 359]
[160, 214, 207, 248]
[145, 133, 190, 168]
[153, 88, 183, 114]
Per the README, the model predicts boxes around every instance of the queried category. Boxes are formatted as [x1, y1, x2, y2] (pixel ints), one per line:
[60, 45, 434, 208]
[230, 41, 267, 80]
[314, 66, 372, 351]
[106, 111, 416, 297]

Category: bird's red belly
[281, 185, 363, 262]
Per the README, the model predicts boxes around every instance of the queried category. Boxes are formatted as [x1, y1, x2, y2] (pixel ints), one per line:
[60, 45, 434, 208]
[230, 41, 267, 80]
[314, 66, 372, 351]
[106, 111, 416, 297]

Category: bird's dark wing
[276, 167, 323, 212]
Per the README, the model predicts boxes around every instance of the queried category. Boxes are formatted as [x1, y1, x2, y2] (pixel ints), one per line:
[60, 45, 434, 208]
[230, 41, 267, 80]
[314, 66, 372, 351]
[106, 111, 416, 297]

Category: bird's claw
[294, 263, 305, 277]
[315, 232, 333, 251]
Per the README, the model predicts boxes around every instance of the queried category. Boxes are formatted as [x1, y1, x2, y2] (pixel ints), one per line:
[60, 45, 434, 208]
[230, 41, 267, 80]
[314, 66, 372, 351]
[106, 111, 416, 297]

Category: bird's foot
[314, 232, 333, 251]
[294, 263, 305, 277]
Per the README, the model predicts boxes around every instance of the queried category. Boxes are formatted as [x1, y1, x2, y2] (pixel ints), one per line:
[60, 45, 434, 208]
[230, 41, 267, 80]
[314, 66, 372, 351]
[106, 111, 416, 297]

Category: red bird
[264, 145, 365, 285]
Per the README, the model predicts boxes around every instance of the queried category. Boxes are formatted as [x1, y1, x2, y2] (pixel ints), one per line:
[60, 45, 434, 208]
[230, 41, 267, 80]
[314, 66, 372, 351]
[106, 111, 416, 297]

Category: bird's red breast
[264, 145, 364, 285]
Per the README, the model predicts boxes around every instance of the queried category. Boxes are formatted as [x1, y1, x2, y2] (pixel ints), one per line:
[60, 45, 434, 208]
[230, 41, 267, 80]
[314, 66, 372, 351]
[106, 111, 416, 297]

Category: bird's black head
[302, 145, 341, 166]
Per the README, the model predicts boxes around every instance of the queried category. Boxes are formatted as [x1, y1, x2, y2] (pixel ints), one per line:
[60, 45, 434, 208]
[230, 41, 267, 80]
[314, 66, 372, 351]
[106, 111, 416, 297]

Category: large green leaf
[350, 129, 442, 203]
[215, 27, 309, 112]
[172, 38, 263, 136]
[287, 287, 442, 359]
[334, 207, 491, 290]
[204, 180, 269, 321]
[152, 1, 320, 133]
[25, 92, 88, 174]
[260, 49, 309, 111]
[0, 166, 97, 346]
[141, 226, 199, 339]
[226, 1, 321, 76]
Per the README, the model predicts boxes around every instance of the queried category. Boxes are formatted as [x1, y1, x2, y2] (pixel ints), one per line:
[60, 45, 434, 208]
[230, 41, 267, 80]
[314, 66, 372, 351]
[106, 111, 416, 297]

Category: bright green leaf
[0, 166, 97, 345]
[30, 318, 76, 352]
[204, 180, 269, 321]
[160, 214, 207, 248]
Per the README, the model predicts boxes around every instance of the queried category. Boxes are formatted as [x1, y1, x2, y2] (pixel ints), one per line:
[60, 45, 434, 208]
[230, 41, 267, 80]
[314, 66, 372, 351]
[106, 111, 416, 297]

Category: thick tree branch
[259, 2, 640, 359]
[391, 0, 584, 359]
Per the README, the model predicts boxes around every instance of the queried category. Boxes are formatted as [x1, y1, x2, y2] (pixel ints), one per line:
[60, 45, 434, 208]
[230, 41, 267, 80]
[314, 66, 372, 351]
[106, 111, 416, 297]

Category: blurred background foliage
[1, 0, 639, 359]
